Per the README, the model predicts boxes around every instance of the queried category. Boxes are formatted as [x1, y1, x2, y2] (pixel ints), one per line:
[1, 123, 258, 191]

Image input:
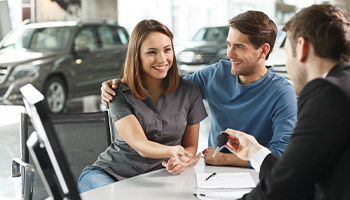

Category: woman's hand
[169, 145, 193, 166]
[162, 152, 202, 175]
[167, 146, 201, 165]
[162, 157, 185, 175]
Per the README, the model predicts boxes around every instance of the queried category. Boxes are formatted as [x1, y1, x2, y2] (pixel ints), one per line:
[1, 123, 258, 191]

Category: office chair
[12, 111, 112, 200]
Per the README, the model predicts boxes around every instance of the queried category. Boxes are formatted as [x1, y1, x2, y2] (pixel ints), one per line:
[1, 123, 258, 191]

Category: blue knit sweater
[185, 60, 297, 156]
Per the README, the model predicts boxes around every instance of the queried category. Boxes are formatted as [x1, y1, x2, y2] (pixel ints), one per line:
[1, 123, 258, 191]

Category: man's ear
[297, 37, 309, 62]
[260, 43, 270, 59]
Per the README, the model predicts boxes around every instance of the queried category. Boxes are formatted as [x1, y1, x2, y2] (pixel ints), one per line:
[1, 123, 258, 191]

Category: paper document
[196, 172, 255, 189]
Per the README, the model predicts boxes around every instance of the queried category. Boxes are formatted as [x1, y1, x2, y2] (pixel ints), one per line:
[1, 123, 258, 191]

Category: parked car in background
[177, 26, 229, 76]
[0, 20, 129, 113]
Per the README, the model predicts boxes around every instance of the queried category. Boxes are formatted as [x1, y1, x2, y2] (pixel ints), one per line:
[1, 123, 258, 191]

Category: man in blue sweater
[101, 11, 297, 169]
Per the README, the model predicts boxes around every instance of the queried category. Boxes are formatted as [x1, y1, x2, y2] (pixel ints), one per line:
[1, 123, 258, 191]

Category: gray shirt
[93, 79, 207, 180]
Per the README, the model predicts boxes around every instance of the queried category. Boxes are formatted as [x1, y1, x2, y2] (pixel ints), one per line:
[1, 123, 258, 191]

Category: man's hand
[202, 147, 227, 165]
[224, 128, 264, 161]
[100, 79, 121, 106]
[202, 147, 248, 167]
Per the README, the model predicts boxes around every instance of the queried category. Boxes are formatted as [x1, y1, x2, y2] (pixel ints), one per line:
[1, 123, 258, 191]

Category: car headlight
[178, 51, 203, 63]
[8, 64, 40, 82]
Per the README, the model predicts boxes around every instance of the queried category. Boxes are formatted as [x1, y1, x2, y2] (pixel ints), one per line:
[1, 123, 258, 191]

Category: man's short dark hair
[284, 4, 350, 62]
[229, 11, 277, 60]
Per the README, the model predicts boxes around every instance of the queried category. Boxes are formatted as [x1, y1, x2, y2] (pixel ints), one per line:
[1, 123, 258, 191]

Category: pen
[205, 172, 217, 181]
[193, 193, 205, 199]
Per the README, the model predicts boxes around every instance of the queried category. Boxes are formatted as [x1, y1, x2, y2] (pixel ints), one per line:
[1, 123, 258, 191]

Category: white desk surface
[81, 159, 259, 200]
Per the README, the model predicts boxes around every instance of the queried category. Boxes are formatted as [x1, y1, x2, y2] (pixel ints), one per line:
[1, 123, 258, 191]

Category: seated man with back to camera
[101, 11, 297, 169]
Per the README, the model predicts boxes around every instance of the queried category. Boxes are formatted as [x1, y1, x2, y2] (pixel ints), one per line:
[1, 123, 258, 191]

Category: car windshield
[192, 26, 229, 42]
[1, 26, 72, 52]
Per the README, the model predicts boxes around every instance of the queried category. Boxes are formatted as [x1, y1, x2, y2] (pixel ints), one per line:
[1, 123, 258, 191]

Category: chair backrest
[20, 111, 112, 200]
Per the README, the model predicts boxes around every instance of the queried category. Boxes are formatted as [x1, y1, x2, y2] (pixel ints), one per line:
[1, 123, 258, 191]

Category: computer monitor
[20, 84, 81, 200]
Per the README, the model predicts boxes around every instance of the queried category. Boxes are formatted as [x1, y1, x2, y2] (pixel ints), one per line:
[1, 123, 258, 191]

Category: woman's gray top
[93, 79, 208, 180]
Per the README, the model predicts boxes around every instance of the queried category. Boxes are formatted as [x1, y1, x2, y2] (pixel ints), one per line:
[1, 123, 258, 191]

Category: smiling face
[226, 27, 267, 80]
[140, 32, 174, 83]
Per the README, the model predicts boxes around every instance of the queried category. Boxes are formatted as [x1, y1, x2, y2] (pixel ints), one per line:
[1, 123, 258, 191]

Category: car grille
[0, 66, 8, 83]
[199, 52, 216, 63]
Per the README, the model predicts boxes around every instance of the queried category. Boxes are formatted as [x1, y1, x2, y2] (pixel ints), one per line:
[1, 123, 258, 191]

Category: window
[193, 28, 206, 41]
[30, 27, 71, 51]
[97, 26, 117, 48]
[116, 28, 128, 45]
[74, 28, 98, 51]
[204, 27, 228, 41]
[193, 27, 229, 42]
[2, 26, 71, 52]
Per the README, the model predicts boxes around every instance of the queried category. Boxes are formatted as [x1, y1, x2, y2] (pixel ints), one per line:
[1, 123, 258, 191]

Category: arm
[115, 114, 195, 166]
[181, 123, 200, 155]
[163, 123, 202, 175]
[203, 147, 249, 167]
[268, 84, 297, 156]
[163, 82, 208, 174]
[110, 87, 198, 167]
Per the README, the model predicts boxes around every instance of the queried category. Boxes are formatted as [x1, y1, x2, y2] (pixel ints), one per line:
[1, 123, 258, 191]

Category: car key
[212, 132, 228, 157]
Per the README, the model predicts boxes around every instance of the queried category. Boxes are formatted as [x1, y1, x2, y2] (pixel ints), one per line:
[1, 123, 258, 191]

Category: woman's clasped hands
[162, 145, 202, 175]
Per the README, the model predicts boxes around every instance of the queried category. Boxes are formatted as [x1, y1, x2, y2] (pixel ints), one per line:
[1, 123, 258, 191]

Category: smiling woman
[77, 19, 208, 193]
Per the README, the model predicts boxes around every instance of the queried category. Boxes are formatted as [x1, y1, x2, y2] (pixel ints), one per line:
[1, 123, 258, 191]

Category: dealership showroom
[1, 0, 349, 199]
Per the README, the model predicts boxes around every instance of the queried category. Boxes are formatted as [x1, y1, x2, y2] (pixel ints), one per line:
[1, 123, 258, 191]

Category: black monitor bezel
[21, 84, 81, 200]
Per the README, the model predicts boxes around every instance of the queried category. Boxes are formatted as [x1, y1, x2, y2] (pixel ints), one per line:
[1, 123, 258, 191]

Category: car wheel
[43, 77, 67, 113]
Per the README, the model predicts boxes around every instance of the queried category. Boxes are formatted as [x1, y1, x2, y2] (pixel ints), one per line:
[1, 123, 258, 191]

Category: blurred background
[1, 0, 349, 199]
[2, 0, 349, 52]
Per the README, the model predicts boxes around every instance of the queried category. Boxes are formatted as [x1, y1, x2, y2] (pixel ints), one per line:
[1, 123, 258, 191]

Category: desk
[81, 159, 258, 200]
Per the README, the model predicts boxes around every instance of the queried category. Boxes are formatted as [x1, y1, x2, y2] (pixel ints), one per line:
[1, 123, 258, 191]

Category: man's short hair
[284, 4, 350, 62]
[229, 11, 277, 60]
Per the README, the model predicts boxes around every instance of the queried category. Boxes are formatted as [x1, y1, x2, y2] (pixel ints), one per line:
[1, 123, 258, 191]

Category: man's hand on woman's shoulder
[101, 78, 121, 105]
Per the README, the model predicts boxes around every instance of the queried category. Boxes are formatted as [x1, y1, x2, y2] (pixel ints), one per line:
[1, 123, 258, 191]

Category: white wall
[116, 0, 277, 54]
[171, 0, 276, 52]
[118, 0, 172, 34]
[81, 0, 118, 21]
[35, 0, 81, 21]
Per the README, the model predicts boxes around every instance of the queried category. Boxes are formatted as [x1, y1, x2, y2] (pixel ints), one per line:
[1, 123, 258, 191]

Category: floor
[0, 95, 210, 200]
